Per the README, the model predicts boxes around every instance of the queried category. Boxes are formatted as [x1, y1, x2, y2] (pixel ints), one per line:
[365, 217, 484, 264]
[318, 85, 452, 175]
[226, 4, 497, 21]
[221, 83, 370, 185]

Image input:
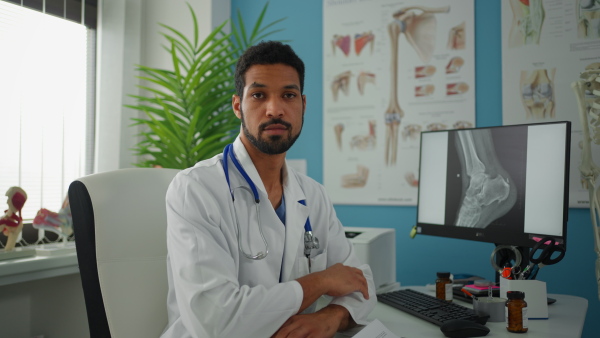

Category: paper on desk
[351, 319, 402, 338]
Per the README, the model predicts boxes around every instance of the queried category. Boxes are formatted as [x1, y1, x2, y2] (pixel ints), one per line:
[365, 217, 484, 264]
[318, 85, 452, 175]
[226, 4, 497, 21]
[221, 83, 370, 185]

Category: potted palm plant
[127, 3, 286, 169]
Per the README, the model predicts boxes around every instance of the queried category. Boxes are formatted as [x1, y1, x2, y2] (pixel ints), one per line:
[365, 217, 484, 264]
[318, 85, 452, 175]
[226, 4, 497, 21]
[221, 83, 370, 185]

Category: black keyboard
[377, 289, 489, 326]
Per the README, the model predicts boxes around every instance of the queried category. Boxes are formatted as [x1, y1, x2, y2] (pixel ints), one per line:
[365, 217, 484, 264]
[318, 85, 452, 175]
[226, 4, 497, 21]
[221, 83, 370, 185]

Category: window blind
[0, 0, 95, 220]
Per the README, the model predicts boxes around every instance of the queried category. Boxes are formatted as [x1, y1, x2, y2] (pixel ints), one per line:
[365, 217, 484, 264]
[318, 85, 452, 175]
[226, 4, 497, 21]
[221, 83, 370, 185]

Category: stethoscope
[223, 144, 319, 265]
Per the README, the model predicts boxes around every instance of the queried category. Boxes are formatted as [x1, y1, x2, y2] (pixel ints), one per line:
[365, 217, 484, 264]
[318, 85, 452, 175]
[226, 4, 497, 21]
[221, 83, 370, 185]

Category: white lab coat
[161, 137, 376, 338]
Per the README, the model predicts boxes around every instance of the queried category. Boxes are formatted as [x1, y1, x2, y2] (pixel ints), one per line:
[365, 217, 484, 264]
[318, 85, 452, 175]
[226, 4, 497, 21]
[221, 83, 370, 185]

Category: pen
[461, 288, 478, 301]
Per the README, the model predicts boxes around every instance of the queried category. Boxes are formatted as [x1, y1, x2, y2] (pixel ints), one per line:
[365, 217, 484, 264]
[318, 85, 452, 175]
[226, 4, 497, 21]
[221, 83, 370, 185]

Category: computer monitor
[415, 121, 570, 250]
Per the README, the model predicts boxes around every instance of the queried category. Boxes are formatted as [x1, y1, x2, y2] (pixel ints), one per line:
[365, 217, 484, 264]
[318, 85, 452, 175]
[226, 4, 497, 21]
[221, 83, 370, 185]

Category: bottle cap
[507, 291, 525, 300]
[437, 272, 451, 278]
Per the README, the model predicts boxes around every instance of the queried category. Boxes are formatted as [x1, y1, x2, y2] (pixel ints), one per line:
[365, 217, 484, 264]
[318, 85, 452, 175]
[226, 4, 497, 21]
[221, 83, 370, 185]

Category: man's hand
[295, 263, 369, 313]
[271, 305, 353, 338]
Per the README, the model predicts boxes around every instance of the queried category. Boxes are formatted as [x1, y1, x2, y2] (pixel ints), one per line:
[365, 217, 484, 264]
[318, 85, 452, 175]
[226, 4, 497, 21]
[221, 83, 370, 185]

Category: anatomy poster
[501, 0, 600, 207]
[323, 0, 476, 205]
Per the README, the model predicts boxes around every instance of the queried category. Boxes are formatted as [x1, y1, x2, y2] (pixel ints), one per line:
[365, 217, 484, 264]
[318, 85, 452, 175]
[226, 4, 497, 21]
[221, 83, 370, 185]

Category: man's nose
[266, 98, 285, 117]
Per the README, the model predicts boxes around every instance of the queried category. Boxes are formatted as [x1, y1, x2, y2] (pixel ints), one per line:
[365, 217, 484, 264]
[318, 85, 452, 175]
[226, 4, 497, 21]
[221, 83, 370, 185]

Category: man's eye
[284, 93, 297, 99]
[251, 93, 264, 99]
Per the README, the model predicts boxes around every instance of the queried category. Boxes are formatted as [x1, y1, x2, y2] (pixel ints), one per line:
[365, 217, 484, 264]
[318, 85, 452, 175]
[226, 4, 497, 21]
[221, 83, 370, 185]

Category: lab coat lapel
[232, 138, 267, 195]
[281, 165, 309, 282]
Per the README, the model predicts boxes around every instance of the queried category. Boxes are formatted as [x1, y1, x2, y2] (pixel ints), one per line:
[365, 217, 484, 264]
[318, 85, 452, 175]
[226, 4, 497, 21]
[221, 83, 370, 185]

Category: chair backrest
[69, 168, 179, 338]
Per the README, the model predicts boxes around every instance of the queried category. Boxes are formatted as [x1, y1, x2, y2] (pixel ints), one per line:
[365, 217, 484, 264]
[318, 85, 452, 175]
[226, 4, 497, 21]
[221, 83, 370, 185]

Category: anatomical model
[341, 165, 369, 188]
[405, 172, 419, 187]
[446, 57, 464, 74]
[332, 34, 351, 56]
[350, 120, 376, 150]
[357, 72, 376, 95]
[33, 196, 73, 242]
[508, 0, 545, 48]
[571, 62, 600, 299]
[331, 71, 352, 101]
[334, 124, 344, 150]
[453, 129, 517, 228]
[447, 21, 466, 50]
[0, 187, 27, 251]
[578, 0, 600, 39]
[355, 31, 375, 55]
[520, 68, 555, 119]
[385, 5, 449, 165]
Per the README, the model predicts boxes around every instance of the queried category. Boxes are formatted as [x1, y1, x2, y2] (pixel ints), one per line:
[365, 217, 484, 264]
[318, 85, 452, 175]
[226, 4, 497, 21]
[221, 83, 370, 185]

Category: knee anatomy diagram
[571, 62, 600, 299]
[454, 130, 517, 228]
[578, 0, 600, 39]
[508, 0, 545, 48]
[520, 68, 555, 119]
[385, 5, 449, 165]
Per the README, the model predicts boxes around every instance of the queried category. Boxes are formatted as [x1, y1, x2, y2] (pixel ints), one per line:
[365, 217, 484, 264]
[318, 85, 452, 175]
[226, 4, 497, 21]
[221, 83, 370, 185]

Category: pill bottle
[435, 272, 453, 302]
[505, 291, 528, 333]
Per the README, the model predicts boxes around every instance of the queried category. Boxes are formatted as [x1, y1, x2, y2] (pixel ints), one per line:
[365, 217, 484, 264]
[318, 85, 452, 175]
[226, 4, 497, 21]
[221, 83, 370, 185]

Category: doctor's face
[233, 63, 306, 155]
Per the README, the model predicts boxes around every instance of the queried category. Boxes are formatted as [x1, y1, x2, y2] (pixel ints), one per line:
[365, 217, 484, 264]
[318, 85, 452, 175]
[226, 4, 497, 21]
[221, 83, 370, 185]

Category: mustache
[259, 119, 292, 131]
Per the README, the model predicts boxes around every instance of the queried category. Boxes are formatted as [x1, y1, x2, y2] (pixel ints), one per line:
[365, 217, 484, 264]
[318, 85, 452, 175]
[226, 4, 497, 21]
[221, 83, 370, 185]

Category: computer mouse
[440, 319, 490, 338]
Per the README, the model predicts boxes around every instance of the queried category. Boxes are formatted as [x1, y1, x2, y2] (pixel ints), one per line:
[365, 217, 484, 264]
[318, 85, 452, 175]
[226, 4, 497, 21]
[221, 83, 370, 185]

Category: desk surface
[339, 286, 588, 338]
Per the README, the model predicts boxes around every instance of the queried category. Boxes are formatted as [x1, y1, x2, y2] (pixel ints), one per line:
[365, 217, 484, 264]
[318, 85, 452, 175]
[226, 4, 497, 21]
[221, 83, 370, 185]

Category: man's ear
[302, 95, 307, 114]
[232, 95, 242, 119]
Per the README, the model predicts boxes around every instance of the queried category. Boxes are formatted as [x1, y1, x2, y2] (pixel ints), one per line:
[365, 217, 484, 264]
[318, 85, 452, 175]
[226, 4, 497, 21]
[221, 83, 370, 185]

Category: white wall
[94, 0, 231, 173]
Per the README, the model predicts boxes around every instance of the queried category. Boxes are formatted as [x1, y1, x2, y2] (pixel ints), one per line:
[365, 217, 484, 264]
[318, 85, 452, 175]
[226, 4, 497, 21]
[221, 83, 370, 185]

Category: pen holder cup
[472, 297, 506, 322]
[500, 278, 548, 319]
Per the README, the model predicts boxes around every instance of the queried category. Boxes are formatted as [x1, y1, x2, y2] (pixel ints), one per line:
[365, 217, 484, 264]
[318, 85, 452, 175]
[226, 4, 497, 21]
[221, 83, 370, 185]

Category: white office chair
[69, 168, 179, 338]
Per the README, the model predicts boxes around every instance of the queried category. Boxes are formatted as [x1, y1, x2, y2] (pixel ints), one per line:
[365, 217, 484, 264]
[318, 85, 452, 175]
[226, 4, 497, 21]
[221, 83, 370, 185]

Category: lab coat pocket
[297, 252, 327, 277]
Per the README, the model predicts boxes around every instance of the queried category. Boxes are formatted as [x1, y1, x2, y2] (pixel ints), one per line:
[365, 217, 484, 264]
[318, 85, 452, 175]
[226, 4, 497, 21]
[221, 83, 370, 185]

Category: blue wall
[231, 1, 598, 335]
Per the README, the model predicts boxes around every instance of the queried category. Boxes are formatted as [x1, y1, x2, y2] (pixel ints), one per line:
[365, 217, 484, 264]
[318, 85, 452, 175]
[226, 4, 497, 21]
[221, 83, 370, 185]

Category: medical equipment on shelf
[571, 65, 600, 299]
[222, 144, 318, 262]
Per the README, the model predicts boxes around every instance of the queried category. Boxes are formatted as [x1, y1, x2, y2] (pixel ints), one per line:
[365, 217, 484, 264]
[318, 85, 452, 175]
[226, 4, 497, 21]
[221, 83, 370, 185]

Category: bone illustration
[334, 123, 344, 150]
[331, 71, 352, 101]
[385, 5, 450, 166]
[447, 82, 469, 95]
[332, 34, 351, 56]
[405, 172, 419, 187]
[402, 124, 422, 141]
[427, 122, 447, 131]
[341, 165, 369, 188]
[453, 129, 517, 228]
[446, 57, 464, 74]
[520, 68, 556, 119]
[415, 84, 435, 97]
[571, 63, 600, 299]
[453, 120, 473, 129]
[508, 0, 545, 48]
[357, 72, 376, 95]
[578, 0, 600, 39]
[415, 65, 436, 78]
[355, 31, 375, 55]
[447, 21, 466, 50]
[350, 120, 376, 150]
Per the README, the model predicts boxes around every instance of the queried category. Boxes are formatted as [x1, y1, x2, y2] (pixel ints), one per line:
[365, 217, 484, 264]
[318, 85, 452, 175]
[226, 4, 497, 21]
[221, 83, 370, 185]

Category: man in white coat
[162, 41, 376, 338]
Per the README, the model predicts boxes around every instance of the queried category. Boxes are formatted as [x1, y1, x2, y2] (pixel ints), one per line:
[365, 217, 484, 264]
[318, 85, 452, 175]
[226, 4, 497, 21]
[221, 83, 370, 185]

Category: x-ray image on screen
[445, 127, 527, 229]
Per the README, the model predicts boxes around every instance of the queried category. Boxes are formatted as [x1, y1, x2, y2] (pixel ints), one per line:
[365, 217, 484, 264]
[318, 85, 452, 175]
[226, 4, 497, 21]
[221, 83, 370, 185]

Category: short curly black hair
[234, 41, 305, 98]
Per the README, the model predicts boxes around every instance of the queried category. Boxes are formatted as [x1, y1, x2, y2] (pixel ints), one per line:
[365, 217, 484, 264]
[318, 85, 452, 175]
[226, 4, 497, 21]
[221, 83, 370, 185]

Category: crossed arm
[272, 263, 370, 338]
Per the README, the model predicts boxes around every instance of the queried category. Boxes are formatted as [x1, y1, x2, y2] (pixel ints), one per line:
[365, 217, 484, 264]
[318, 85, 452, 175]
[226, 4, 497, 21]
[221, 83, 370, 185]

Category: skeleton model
[0, 187, 27, 251]
[33, 196, 73, 243]
[454, 130, 517, 228]
[571, 63, 600, 299]
[385, 6, 449, 165]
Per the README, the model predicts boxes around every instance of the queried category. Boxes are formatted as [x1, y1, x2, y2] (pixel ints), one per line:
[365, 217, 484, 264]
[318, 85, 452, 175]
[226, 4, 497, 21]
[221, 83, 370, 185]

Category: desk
[338, 286, 588, 337]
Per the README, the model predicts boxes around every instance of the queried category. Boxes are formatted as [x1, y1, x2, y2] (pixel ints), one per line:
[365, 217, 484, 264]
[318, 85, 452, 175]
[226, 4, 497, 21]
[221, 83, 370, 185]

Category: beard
[240, 108, 303, 155]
